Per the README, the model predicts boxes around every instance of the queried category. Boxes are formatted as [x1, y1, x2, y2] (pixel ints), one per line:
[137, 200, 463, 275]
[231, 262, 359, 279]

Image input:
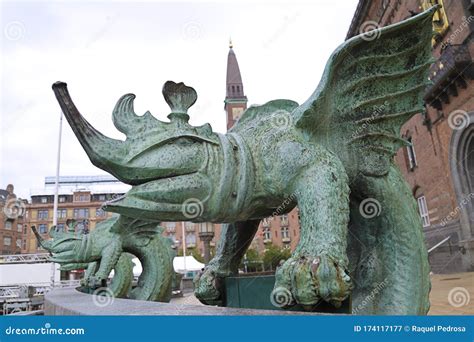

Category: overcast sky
[1, 0, 358, 199]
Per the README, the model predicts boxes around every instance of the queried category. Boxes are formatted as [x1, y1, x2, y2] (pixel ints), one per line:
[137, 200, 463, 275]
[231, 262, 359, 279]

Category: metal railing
[428, 236, 451, 254]
[0, 253, 50, 264]
[0, 280, 80, 299]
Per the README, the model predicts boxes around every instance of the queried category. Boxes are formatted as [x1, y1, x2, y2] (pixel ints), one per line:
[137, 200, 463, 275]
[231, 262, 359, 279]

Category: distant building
[0, 184, 27, 255]
[347, 0, 474, 272]
[224, 40, 248, 131]
[25, 176, 130, 254]
[161, 221, 222, 259]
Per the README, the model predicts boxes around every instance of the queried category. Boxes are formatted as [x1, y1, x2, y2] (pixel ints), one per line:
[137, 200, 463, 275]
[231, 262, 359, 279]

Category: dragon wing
[293, 7, 437, 177]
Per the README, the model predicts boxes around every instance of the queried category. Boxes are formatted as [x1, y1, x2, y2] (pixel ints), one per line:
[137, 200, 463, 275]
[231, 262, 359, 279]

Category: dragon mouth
[101, 171, 212, 221]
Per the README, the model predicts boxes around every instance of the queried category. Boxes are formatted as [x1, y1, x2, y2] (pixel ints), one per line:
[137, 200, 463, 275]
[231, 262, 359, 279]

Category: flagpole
[51, 111, 63, 287]
[182, 223, 187, 274]
[52, 111, 63, 227]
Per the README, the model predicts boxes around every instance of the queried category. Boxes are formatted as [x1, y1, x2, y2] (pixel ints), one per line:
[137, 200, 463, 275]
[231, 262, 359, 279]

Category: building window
[23, 225, 28, 234]
[73, 208, 89, 219]
[57, 209, 67, 219]
[75, 194, 90, 202]
[59, 196, 66, 203]
[281, 226, 290, 239]
[38, 224, 48, 234]
[38, 209, 49, 220]
[41, 197, 47, 203]
[3, 237, 11, 246]
[5, 221, 12, 230]
[17, 224, 22, 232]
[166, 222, 176, 228]
[96, 208, 106, 217]
[22, 240, 26, 249]
[263, 227, 271, 241]
[186, 232, 196, 246]
[16, 239, 21, 248]
[280, 215, 289, 226]
[56, 223, 65, 232]
[185, 222, 195, 232]
[417, 196, 430, 227]
[98, 195, 106, 201]
[407, 137, 418, 170]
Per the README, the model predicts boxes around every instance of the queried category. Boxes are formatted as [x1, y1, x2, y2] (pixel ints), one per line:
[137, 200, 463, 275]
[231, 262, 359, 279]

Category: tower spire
[224, 40, 247, 131]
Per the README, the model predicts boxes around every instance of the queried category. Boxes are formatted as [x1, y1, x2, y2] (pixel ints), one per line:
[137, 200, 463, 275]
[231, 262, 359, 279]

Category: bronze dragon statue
[33, 217, 173, 302]
[51, 7, 438, 314]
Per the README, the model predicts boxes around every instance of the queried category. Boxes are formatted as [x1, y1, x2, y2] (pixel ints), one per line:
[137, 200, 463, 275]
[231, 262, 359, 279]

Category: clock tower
[224, 40, 247, 131]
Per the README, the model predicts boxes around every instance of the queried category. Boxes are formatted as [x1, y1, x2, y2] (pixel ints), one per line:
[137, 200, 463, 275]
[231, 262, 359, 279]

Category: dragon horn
[52, 82, 126, 176]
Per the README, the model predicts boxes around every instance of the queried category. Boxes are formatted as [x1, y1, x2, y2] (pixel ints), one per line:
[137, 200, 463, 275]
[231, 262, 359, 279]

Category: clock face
[232, 107, 244, 120]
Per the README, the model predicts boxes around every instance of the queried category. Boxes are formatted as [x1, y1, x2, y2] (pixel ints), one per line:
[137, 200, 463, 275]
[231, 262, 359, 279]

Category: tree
[240, 248, 263, 273]
[262, 244, 291, 271]
[191, 247, 204, 263]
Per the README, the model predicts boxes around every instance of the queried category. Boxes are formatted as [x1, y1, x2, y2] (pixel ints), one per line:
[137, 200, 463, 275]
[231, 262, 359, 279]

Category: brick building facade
[0, 184, 28, 255]
[24, 176, 128, 254]
[347, 0, 474, 273]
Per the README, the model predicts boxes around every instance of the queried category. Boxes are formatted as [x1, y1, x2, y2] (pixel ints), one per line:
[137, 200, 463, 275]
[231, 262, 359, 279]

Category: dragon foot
[273, 254, 352, 309]
[193, 266, 227, 306]
[85, 275, 108, 290]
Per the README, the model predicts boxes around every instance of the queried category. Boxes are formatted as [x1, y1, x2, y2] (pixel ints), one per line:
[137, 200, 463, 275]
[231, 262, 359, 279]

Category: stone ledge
[45, 288, 325, 316]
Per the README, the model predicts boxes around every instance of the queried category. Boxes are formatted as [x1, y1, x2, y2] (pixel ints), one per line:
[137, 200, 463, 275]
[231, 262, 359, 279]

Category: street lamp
[198, 222, 215, 264]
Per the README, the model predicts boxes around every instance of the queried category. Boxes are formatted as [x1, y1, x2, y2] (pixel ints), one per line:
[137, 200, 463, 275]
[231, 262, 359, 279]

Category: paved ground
[172, 272, 474, 315]
[428, 272, 473, 315]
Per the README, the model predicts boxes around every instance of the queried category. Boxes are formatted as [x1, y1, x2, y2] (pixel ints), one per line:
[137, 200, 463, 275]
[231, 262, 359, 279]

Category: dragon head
[31, 220, 92, 266]
[52, 81, 222, 221]
[52, 81, 219, 186]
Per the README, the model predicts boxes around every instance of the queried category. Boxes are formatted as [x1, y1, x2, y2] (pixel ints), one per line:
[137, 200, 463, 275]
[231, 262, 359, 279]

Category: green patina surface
[33, 217, 173, 302]
[51, 7, 438, 314]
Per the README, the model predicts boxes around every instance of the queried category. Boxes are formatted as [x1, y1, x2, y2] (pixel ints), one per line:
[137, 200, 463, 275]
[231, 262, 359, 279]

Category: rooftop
[30, 175, 131, 197]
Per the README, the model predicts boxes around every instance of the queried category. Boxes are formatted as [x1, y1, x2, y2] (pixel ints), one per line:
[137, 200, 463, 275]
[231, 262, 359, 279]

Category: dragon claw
[273, 254, 352, 309]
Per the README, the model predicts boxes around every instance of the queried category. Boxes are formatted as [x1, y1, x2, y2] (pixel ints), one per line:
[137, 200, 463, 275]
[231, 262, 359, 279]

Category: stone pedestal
[45, 288, 326, 315]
